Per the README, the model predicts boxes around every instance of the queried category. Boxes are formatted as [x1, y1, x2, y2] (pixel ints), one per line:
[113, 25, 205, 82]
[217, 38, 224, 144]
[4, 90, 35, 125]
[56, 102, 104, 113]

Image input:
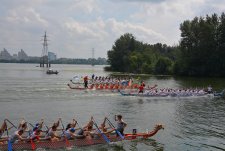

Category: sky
[0, 0, 225, 59]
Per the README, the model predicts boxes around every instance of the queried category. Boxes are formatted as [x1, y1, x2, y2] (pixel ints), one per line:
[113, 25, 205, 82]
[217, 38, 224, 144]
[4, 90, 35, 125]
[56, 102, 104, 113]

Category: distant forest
[106, 13, 225, 77]
[50, 57, 107, 65]
[0, 57, 108, 65]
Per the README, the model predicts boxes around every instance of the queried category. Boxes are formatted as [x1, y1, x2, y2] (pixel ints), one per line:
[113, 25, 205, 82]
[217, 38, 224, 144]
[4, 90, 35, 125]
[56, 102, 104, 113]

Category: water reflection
[174, 76, 225, 91]
[129, 139, 164, 151]
[137, 99, 144, 104]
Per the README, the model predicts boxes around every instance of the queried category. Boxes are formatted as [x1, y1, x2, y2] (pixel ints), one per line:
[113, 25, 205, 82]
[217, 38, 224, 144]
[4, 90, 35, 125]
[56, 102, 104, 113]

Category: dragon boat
[119, 89, 225, 98]
[67, 83, 157, 91]
[0, 124, 164, 150]
[67, 83, 122, 92]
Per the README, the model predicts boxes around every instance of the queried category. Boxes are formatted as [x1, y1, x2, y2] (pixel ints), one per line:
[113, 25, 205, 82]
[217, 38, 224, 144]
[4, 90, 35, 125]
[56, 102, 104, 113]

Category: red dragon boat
[0, 124, 164, 150]
[67, 83, 157, 91]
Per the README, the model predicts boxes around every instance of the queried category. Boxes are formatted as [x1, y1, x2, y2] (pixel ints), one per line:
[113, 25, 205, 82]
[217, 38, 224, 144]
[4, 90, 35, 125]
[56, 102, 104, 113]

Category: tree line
[106, 13, 225, 77]
[50, 57, 107, 65]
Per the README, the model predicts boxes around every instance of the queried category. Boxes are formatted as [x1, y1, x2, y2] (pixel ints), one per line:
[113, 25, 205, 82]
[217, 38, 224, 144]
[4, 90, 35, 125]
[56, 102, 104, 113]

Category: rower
[92, 74, 95, 80]
[28, 129, 42, 142]
[75, 117, 94, 138]
[89, 84, 94, 89]
[65, 123, 73, 131]
[141, 81, 145, 87]
[83, 117, 94, 131]
[45, 125, 61, 141]
[65, 119, 77, 130]
[99, 117, 114, 135]
[128, 78, 133, 88]
[18, 120, 28, 131]
[44, 118, 61, 141]
[115, 115, 127, 136]
[9, 129, 26, 144]
[84, 117, 112, 139]
[32, 119, 44, 132]
[0, 120, 8, 144]
[63, 128, 76, 140]
[99, 84, 104, 89]
[83, 76, 88, 88]
[0, 120, 7, 139]
[18, 119, 31, 135]
[138, 84, 144, 94]
[105, 83, 109, 89]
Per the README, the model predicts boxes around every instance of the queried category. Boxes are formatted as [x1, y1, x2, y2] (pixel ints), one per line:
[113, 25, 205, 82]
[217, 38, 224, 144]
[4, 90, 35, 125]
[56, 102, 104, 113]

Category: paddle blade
[31, 139, 36, 150]
[8, 140, 13, 151]
[97, 129, 110, 143]
[93, 119, 110, 143]
[65, 138, 70, 147]
[116, 130, 125, 139]
[102, 132, 111, 143]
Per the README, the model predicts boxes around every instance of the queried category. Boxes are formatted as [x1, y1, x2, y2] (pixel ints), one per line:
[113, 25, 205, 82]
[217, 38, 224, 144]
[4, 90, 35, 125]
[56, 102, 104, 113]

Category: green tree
[154, 57, 172, 75]
[178, 13, 224, 76]
[107, 33, 177, 75]
[107, 33, 136, 72]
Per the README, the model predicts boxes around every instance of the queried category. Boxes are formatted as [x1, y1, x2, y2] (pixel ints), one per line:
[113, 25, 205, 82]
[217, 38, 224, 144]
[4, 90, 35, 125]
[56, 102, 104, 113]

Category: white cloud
[6, 7, 48, 27]
[0, 0, 224, 58]
[68, 0, 101, 14]
[112, 0, 165, 3]
[105, 18, 166, 43]
[59, 17, 166, 58]
[129, 0, 225, 45]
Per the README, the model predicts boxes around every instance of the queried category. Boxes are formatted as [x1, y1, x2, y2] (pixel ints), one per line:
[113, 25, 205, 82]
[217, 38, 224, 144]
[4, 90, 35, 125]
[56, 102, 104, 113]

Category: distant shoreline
[0, 58, 108, 65]
[0, 62, 108, 66]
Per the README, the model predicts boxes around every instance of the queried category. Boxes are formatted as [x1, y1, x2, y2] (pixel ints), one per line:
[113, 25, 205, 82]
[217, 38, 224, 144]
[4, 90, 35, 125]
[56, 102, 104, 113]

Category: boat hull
[67, 83, 153, 92]
[0, 133, 156, 150]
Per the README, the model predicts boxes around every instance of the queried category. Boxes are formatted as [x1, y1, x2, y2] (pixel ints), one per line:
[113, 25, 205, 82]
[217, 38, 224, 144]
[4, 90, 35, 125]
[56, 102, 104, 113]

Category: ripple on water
[1, 64, 225, 151]
[173, 98, 225, 150]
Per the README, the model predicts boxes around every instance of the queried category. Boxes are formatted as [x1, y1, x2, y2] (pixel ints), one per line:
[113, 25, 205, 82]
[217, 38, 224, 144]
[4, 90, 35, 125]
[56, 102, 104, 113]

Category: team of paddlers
[134, 86, 214, 96]
[68, 75, 214, 96]
[0, 115, 127, 145]
[69, 75, 157, 91]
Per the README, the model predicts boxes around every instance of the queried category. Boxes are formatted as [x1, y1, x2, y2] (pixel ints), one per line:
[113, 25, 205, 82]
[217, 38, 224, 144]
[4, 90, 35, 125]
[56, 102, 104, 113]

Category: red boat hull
[0, 133, 157, 150]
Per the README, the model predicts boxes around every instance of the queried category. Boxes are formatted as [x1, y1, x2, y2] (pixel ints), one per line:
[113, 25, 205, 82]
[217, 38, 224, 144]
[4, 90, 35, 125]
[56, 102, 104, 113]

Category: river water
[0, 63, 225, 151]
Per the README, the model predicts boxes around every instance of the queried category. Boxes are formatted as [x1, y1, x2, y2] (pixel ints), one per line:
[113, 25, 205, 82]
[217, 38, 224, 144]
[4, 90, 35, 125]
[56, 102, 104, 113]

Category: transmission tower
[92, 48, 95, 66]
[40, 31, 50, 67]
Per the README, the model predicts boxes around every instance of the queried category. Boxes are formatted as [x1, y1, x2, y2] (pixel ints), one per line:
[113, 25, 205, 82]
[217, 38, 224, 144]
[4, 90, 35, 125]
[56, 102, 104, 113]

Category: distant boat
[46, 69, 58, 74]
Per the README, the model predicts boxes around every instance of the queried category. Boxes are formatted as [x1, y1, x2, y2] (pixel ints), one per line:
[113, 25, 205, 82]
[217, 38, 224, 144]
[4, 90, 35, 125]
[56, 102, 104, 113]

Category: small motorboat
[46, 69, 58, 74]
